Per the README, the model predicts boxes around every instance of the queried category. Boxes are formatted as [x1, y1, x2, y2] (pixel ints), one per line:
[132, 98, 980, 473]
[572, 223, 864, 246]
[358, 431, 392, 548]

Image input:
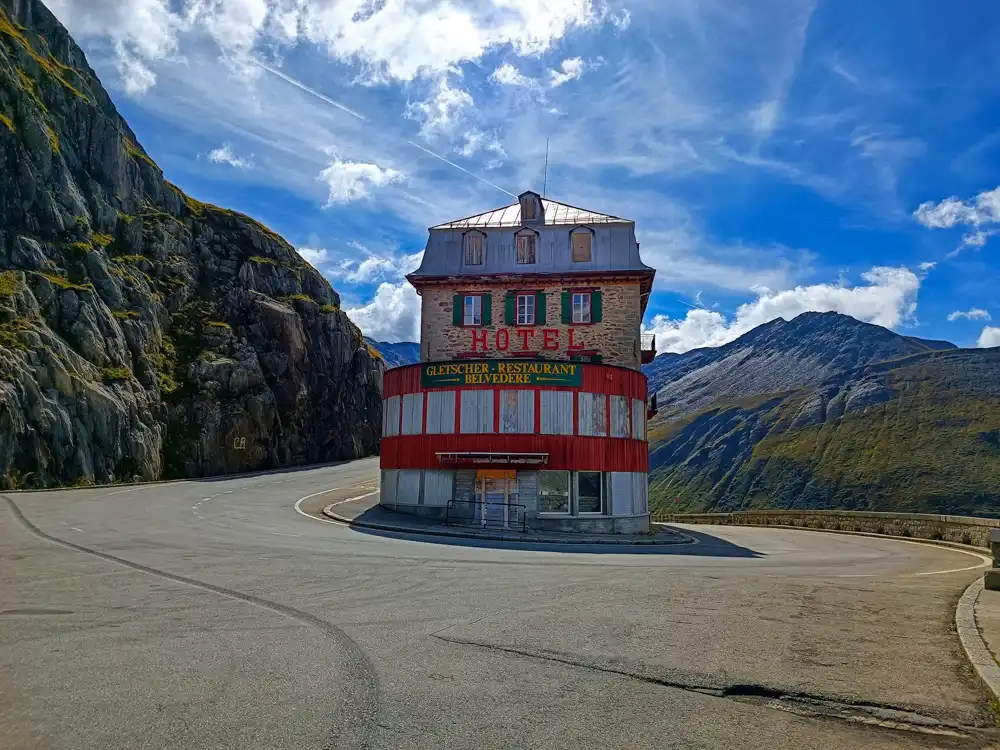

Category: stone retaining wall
[652, 509, 1000, 549]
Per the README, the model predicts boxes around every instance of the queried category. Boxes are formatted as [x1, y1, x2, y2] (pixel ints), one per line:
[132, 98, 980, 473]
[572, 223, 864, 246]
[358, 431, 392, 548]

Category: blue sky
[50, 0, 1000, 350]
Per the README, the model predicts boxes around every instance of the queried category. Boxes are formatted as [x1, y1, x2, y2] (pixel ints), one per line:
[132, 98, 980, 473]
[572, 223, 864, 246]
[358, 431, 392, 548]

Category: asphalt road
[2, 457, 997, 749]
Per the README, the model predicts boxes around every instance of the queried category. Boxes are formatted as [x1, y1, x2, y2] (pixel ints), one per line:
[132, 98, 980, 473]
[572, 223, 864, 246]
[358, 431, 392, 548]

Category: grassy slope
[648, 352, 1000, 516]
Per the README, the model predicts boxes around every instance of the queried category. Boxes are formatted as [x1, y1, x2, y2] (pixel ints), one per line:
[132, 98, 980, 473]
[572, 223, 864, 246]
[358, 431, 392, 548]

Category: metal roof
[430, 198, 631, 230]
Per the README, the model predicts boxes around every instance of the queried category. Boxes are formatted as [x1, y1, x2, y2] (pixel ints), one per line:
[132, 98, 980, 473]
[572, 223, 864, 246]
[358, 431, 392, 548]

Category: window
[572, 230, 592, 262]
[539, 471, 570, 513]
[516, 232, 536, 264]
[500, 390, 534, 433]
[540, 391, 573, 435]
[572, 292, 591, 323]
[464, 233, 484, 265]
[521, 195, 536, 221]
[516, 293, 535, 325]
[577, 471, 604, 514]
[463, 295, 482, 326]
[578, 392, 607, 437]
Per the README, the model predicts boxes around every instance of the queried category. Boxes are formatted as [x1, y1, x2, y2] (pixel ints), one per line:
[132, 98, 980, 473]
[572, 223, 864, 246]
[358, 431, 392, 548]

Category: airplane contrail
[252, 59, 516, 198]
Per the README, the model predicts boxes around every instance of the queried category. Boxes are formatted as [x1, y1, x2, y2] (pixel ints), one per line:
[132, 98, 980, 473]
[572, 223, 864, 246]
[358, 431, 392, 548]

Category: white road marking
[71, 527, 82, 532]
[891, 539, 992, 576]
[293, 488, 378, 525]
[105, 483, 189, 496]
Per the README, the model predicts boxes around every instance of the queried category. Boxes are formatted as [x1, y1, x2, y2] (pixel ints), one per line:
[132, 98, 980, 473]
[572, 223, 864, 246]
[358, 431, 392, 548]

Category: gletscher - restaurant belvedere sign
[421, 360, 583, 388]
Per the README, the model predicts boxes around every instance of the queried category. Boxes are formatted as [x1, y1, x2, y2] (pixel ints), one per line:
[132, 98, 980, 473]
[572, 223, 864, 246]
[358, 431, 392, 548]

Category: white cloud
[297, 246, 330, 268]
[114, 41, 158, 96]
[458, 130, 507, 167]
[490, 63, 534, 87]
[208, 143, 254, 169]
[750, 100, 780, 134]
[549, 57, 587, 87]
[645, 266, 922, 354]
[319, 158, 404, 205]
[978, 326, 1000, 348]
[609, 9, 631, 30]
[914, 186, 1000, 251]
[406, 78, 475, 140]
[918, 261, 937, 271]
[334, 250, 423, 284]
[948, 308, 991, 322]
[345, 281, 421, 342]
[51, 0, 604, 91]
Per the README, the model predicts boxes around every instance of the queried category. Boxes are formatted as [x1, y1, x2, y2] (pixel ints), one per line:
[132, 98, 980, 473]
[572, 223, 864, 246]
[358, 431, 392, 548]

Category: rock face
[646, 315, 1000, 516]
[0, 0, 382, 488]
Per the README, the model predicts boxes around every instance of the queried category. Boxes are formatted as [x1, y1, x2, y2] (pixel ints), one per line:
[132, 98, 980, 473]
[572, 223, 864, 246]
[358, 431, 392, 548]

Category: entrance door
[476, 470, 517, 528]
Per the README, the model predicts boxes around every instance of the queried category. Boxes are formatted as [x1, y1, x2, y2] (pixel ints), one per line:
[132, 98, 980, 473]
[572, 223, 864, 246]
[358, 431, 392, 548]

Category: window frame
[516, 293, 536, 325]
[463, 294, 483, 326]
[571, 228, 593, 263]
[576, 471, 605, 515]
[572, 292, 592, 324]
[538, 470, 572, 515]
[515, 229, 537, 265]
[463, 231, 485, 266]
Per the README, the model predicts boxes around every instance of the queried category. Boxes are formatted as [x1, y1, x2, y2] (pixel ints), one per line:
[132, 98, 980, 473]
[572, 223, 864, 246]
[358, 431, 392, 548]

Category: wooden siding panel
[397, 469, 422, 505]
[632, 473, 648, 515]
[401, 393, 424, 435]
[517, 471, 539, 514]
[631, 398, 646, 440]
[610, 472, 634, 516]
[426, 390, 456, 434]
[383, 396, 401, 437]
[611, 395, 630, 438]
[381, 470, 398, 505]
[423, 470, 455, 507]
[540, 391, 574, 434]
[460, 390, 494, 433]
[500, 390, 534, 433]
[578, 393, 608, 437]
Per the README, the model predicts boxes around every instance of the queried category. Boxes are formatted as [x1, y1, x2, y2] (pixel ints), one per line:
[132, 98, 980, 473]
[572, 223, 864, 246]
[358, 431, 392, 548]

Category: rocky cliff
[647, 319, 1000, 516]
[0, 0, 383, 488]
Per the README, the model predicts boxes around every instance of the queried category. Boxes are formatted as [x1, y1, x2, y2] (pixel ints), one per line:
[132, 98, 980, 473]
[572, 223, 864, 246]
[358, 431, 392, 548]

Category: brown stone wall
[419, 280, 643, 370]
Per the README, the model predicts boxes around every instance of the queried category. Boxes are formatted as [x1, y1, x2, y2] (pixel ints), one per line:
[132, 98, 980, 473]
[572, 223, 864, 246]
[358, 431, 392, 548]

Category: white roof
[431, 198, 631, 230]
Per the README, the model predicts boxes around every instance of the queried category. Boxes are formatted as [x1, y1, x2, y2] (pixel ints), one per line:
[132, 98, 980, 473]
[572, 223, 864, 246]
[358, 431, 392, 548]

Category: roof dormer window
[571, 226, 593, 262]
[464, 230, 485, 265]
[520, 194, 536, 221]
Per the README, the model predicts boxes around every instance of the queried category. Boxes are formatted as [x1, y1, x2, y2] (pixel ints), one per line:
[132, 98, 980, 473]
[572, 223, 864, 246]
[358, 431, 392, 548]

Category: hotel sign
[421, 360, 583, 388]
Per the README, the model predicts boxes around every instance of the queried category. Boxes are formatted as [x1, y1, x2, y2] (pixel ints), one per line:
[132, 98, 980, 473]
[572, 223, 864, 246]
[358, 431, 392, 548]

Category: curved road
[1, 458, 996, 749]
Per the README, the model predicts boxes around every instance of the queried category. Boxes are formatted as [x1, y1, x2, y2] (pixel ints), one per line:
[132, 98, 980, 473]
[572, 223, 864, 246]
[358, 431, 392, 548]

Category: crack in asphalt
[2, 494, 381, 750]
[431, 633, 998, 745]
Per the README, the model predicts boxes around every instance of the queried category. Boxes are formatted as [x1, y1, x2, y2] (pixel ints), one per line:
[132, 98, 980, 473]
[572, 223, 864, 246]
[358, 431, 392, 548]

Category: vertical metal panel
[383, 396, 401, 437]
[381, 470, 398, 506]
[461, 390, 494, 433]
[454, 469, 477, 505]
[500, 390, 534, 433]
[610, 472, 633, 516]
[611, 395, 630, 438]
[540, 391, 574, 434]
[401, 393, 424, 435]
[631, 398, 645, 440]
[517, 471, 539, 513]
[423, 470, 454, 507]
[632, 473, 648, 515]
[396, 469, 422, 505]
[426, 390, 456, 434]
[578, 393, 608, 437]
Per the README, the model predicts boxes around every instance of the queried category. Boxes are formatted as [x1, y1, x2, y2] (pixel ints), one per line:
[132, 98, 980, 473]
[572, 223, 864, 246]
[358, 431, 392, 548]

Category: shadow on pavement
[344, 507, 763, 557]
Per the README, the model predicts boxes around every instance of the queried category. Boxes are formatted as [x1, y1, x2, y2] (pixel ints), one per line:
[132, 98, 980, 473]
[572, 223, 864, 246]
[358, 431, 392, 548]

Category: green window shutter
[482, 293, 492, 326]
[505, 293, 516, 325]
[561, 291, 572, 323]
[592, 291, 603, 323]
[452, 294, 463, 325]
[536, 292, 546, 324]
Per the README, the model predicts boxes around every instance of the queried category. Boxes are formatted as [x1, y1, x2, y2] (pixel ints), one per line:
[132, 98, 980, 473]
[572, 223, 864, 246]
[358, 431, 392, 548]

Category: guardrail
[653, 509, 1000, 549]
[445, 499, 528, 532]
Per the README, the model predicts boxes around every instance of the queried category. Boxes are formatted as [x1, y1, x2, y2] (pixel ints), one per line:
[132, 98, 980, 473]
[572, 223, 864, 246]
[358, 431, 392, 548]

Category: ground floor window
[576, 471, 604, 514]
[539, 470, 571, 513]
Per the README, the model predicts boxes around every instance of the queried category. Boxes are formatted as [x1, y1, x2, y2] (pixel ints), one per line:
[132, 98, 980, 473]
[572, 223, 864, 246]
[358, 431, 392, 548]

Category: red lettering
[516, 328, 536, 350]
[568, 328, 585, 350]
[496, 329, 510, 351]
[542, 329, 559, 350]
[471, 329, 488, 351]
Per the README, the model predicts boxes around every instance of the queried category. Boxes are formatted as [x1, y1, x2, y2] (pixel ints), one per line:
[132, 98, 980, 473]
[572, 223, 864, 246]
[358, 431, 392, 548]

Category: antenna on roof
[542, 137, 550, 198]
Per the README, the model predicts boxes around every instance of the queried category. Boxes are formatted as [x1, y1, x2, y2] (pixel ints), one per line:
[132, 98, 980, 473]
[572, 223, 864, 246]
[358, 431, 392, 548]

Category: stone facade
[419, 279, 644, 370]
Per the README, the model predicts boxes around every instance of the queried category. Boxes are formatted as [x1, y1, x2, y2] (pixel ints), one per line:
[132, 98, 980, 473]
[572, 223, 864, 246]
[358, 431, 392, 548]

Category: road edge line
[956, 577, 1000, 701]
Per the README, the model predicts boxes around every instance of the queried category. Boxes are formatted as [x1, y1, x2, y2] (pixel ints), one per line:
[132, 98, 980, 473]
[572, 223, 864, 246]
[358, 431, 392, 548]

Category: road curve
[1, 458, 996, 749]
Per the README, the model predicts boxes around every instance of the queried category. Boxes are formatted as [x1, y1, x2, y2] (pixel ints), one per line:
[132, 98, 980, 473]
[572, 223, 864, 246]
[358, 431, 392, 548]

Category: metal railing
[445, 499, 528, 532]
